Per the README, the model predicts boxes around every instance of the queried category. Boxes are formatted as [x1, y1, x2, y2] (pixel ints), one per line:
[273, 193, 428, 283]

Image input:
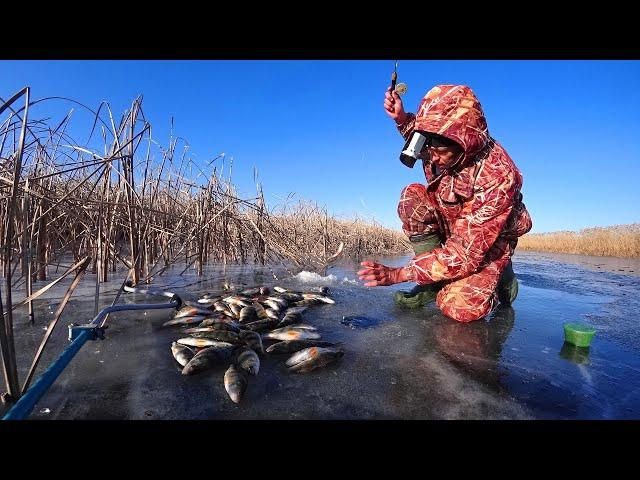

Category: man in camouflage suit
[358, 85, 532, 322]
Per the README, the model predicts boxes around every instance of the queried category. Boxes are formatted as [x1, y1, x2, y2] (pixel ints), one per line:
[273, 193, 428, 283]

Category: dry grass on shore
[517, 224, 640, 258]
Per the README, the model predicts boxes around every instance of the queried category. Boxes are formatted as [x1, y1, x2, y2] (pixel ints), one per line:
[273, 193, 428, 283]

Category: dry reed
[0, 89, 409, 405]
[517, 224, 640, 258]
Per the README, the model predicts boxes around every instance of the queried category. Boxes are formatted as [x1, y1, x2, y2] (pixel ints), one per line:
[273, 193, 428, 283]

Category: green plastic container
[563, 323, 596, 347]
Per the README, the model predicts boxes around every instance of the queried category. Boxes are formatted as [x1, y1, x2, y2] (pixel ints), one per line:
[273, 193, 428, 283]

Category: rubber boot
[496, 260, 518, 305]
[394, 233, 443, 308]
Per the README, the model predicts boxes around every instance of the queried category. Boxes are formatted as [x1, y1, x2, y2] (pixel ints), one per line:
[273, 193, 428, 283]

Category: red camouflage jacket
[397, 85, 532, 284]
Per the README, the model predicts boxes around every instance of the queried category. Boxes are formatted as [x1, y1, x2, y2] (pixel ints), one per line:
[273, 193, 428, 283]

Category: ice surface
[2, 251, 640, 419]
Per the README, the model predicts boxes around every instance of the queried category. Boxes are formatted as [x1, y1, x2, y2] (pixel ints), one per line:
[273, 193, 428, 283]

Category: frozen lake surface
[4, 250, 640, 419]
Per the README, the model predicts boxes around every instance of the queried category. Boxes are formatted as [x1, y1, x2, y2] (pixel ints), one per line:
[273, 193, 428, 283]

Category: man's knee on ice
[436, 288, 496, 323]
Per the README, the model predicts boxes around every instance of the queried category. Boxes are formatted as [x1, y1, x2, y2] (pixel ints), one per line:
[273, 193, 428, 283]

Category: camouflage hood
[414, 84, 490, 168]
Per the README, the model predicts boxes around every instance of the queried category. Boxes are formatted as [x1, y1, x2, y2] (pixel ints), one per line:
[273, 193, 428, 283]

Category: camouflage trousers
[398, 183, 517, 323]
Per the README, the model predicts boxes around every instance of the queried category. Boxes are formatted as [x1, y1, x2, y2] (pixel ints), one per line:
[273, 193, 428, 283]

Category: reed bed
[517, 224, 640, 258]
[268, 199, 410, 269]
[0, 89, 408, 405]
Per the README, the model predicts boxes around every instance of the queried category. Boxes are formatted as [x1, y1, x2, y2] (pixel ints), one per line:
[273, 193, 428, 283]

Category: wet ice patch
[39, 408, 51, 414]
[341, 315, 382, 329]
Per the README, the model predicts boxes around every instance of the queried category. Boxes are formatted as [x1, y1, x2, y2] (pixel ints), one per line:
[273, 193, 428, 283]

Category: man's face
[426, 143, 464, 170]
[418, 133, 464, 170]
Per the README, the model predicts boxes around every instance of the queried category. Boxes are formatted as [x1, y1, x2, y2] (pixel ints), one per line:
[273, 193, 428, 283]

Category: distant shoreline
[516, 224, 640, 259]
[515, 248, 637, 260]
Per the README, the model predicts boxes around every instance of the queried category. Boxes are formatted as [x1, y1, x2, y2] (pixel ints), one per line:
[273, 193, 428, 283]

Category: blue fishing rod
[2, 283, 182, 420]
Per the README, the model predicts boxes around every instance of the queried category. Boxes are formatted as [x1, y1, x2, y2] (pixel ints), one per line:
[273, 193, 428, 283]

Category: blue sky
[1, 60, 638, 233]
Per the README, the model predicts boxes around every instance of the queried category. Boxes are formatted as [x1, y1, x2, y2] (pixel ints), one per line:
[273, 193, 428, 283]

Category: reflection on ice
[559, 343, 590, 365]
[341, 315, 382, 329]
[433, 305, 515, 388]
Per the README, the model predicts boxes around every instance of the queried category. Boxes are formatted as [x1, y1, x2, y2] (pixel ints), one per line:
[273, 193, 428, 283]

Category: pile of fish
[165, 285, 344, 404]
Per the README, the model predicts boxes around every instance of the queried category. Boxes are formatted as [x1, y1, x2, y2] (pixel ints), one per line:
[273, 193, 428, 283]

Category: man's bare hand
[358, 260, 410, 287]
[383, 87, 407, 124]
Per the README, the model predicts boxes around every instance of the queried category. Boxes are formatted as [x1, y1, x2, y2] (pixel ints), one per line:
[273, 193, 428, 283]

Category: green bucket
[563, 323, 596, 348]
